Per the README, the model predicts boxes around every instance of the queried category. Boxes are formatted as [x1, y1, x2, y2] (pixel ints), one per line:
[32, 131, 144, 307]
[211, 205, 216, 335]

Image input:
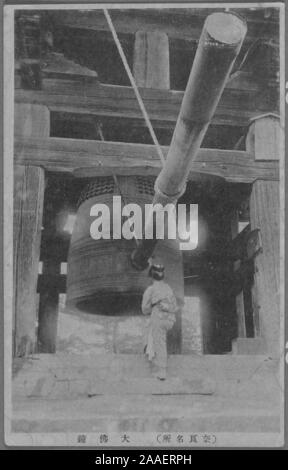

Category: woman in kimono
[141, 264, 178, 380]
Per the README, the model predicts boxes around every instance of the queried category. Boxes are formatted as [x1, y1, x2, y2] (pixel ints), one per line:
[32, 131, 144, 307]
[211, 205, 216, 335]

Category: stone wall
[57, 294, 202, 355]
[182, 296, 202, 354]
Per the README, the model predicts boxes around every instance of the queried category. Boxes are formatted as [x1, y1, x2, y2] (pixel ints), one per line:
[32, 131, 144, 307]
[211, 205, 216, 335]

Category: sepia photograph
[3, 2, 285, 448]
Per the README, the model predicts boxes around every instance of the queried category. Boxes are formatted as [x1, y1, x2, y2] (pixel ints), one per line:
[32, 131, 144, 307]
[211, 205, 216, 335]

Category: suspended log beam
[246, 115, 281, 357]
[154, 12, 247, 199]
[14, 136, 279, 183]
[14, 79, 278, 127]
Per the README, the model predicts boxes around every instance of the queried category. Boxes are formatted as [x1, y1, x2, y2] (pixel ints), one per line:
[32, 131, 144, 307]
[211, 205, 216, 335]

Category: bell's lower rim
[66, 291, 143, 316]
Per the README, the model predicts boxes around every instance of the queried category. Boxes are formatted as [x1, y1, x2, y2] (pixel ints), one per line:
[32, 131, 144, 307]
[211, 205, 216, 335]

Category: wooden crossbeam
[14, 136, 279, 183]
[51, 9, 279, 44]
[15, 79, 278, 127]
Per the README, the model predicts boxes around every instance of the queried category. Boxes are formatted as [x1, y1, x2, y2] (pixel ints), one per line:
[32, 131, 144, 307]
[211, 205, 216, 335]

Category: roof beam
[51, 9, 279, 44]
[15, 79, 278, 127]
[14, 136, 279, 183]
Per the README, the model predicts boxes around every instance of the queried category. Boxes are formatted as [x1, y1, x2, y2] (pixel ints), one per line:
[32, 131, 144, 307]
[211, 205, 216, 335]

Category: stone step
[13, 352, 280, 401]
[88, 377, 215, 396]
[12, 395, 280, 433]
[232, 338, 265, 355]
[17, 376, 215, 399]
[11, 353, 281, 435]
[13, 352, 274, 379]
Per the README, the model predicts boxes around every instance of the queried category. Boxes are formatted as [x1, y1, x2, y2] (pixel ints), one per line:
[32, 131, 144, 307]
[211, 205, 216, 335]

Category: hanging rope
[103, 8, 165, 166]
[95, 121, 140, 247]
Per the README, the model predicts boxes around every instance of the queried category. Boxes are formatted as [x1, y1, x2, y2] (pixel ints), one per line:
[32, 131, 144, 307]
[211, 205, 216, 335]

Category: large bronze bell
[66, 176, 184, 315]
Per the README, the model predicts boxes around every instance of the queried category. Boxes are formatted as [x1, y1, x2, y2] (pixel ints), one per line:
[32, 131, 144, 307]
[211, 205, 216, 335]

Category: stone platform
[11, 352, 282, 434]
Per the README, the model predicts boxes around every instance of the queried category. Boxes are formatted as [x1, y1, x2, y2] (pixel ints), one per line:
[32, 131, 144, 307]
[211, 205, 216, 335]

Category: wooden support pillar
[246, 114, 281, 357]
[37, 259, 61, 353]
[13, 165, 45, 356]
[14, 103, 50, 138]
[231, 211, 246, 338]
[133, 31, 170, 89]
[13, 103, 49, 356]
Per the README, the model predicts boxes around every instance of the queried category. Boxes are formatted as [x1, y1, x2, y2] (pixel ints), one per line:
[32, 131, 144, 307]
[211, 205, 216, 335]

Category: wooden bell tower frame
[11, 8, 282, 359]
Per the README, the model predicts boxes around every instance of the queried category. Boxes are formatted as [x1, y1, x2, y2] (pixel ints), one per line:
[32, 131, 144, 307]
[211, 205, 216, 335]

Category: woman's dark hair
[149, 264, 165, 280]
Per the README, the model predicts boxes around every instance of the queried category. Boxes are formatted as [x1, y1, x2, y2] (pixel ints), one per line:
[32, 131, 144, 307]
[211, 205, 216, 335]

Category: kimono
[141, 280, 177, 377]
